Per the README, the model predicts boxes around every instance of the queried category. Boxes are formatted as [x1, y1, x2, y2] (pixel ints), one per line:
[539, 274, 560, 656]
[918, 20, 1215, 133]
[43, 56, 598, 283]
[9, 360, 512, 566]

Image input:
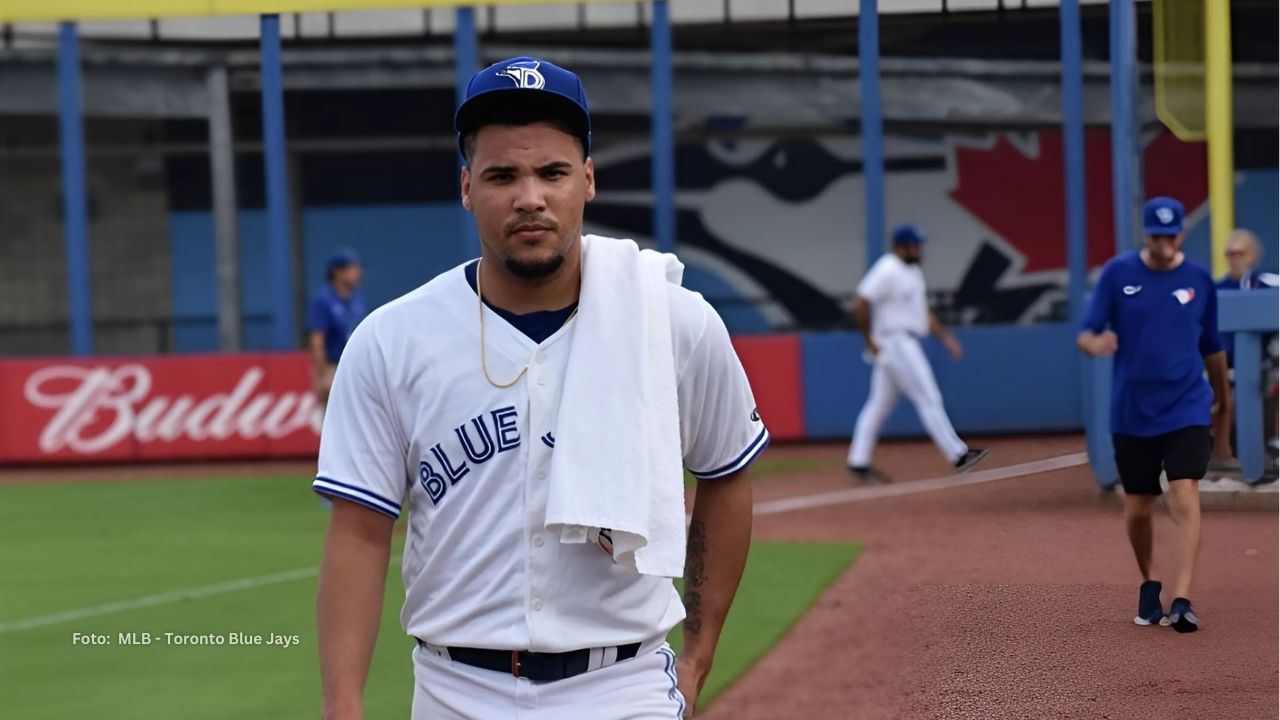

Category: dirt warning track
[706, 436, 1279, 720]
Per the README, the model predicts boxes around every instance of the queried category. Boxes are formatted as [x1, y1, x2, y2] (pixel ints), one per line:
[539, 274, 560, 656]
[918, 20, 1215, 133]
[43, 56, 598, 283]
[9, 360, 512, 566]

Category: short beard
[903, 256, 921, 265]
[505, 252, 565, 279]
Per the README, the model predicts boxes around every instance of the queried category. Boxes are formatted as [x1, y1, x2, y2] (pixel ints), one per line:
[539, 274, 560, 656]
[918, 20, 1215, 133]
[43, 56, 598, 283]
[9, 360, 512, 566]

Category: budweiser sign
[0, 353, 321, 463]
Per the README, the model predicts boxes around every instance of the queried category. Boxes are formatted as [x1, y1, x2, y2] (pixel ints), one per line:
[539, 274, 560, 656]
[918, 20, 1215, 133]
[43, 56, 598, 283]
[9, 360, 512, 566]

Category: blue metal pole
[57, 22, 92, 356]
[1217, 289, 1278, 483]
[454, 7, 479, 258]
[1063, 1, 1114, 486]
[1234, 332, 1264, 482]
[1083, 353, 1119, 488]
[650, 0, 676, 254]
[1092, 0, 1138, 488]
[1060, 0, 1087, 327]
[260, 14, 295, 350]
[859, 0, 885, 267]
[1109, 0, 1137, 258]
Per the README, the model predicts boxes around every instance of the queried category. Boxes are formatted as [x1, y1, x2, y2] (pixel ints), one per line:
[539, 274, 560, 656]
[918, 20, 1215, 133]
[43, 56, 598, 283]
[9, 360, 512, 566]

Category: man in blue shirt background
[1217, 228, 1278, 367]
[308, 248, 368, 409]
[1077, 197, 1232, 634]
[1215, 229, 1279, 465]
[1218, 229, 1278, 293]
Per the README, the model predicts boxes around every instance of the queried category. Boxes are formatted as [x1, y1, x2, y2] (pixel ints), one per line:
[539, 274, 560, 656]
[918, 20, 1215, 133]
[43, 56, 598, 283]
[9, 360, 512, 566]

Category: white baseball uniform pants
[411, 640, 685, 720]
[848, 334, 968, 467]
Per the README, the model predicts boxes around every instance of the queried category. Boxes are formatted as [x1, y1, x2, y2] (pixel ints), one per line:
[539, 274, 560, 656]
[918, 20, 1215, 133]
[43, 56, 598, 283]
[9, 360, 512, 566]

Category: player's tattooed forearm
[686, 520, 708, 588]
[684, 520, 708, 635]
[684, 592, 703, 635]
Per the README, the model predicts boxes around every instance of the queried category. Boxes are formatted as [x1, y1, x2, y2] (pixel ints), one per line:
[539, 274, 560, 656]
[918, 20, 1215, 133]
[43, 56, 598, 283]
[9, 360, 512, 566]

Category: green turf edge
[668, 541, 862, 709]
[0, 476, 858, 717]
[0, 541, 860, 719]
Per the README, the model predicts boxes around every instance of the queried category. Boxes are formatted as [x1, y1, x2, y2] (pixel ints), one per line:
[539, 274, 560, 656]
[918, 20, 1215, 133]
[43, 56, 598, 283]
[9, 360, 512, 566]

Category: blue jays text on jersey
[418, 405, 521, 507]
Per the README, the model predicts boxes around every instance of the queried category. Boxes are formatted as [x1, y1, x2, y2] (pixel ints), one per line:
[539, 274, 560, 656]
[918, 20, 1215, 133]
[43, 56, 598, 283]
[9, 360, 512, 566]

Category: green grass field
[0, 469, 857, 718]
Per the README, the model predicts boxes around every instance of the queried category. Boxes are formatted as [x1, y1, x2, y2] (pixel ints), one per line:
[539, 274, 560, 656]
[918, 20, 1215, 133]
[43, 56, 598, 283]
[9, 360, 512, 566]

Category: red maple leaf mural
[948, 130, 1208, 273]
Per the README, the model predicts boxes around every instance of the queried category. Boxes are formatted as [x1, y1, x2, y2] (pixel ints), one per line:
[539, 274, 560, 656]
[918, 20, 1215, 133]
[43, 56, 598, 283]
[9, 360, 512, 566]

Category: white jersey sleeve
[312, 317, 410, 519]
[856, 255, 894, 303]
[676, 294, 770, 481]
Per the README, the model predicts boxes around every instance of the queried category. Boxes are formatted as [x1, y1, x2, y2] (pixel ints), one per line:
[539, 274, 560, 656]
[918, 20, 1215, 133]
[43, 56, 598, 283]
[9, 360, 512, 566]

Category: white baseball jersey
[313, 259, 768, 652]
[857, 253, 928, 344]
[849, 251, 967, 467]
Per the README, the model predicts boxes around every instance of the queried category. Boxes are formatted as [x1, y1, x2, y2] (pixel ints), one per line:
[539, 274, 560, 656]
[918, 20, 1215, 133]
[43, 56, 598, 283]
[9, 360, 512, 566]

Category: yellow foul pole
[1205, 0, 1234, 278]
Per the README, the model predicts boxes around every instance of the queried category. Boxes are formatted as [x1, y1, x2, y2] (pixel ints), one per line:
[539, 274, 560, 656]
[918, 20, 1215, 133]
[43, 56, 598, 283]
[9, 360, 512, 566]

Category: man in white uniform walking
[314, 57, 767, 720]
[847, 224, 989, 482]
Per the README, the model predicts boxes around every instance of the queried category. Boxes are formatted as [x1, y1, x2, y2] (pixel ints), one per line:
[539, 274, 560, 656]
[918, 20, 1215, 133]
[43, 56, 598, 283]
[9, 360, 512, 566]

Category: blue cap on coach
[891, 224, 926, 246]
[326, 247, 360, 275]
[1142, 196, 1185, 235]
[454, 57, 591, 160]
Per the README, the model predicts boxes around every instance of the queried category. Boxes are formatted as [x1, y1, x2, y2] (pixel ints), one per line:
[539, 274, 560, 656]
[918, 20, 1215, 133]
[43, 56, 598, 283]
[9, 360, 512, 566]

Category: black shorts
[1112, 426, 1211, 495]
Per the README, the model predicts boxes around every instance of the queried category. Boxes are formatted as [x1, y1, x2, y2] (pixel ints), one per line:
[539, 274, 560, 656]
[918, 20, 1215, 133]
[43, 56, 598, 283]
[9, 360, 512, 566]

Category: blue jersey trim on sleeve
[690, 427, 771, 480]
[313, 476, 401, 519]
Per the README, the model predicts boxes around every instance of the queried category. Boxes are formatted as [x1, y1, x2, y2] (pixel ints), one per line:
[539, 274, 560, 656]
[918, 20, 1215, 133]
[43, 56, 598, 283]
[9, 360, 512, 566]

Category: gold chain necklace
[476, 259, 579, 389]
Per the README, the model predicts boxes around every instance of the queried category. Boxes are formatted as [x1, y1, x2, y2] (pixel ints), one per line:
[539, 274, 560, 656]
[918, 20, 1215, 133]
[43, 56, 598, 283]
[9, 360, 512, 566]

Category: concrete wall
[0, 145, 172, 356]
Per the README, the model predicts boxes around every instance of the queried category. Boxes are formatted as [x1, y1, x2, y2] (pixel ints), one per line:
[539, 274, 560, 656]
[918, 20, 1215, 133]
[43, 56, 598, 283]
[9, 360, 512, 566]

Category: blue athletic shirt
[1082, 252, 1224, 437]
[308, 285, 368, 364]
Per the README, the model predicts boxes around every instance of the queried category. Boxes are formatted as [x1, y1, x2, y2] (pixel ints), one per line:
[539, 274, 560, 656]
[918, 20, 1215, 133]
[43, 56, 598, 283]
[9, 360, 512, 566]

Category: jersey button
[536, 469, 547, 480]
[532, 598, 544, 611]
[532, 535, 545, 547]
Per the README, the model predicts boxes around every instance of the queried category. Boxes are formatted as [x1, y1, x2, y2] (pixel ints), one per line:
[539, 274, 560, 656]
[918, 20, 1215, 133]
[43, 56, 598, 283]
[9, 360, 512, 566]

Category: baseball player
[308, 248, 367, 408]
[314, 57, 766, 720]
[1078, 196, 1232, 632]
[847, 224, 990, 482]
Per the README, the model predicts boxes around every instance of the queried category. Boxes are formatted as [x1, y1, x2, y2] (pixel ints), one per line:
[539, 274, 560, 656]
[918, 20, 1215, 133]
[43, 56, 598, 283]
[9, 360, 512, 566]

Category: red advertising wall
[0, 353, 320, 464]
[1, 339, 808, 465]
[731, 334, 804, 441]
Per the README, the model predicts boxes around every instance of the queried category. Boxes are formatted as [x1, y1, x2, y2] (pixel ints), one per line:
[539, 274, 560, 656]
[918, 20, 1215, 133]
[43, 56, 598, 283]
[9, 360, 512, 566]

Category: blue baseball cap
[891, 224, 927, 246]
[454, 56, 591, 160]
[1142, 196, 1185, 235]
[326, 248, 360, 275]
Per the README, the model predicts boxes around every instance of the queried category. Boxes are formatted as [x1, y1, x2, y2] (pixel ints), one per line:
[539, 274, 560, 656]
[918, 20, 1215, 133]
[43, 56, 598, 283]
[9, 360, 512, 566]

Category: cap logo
[1155, 207, 1175, 224]
[497, 60, 545, 90]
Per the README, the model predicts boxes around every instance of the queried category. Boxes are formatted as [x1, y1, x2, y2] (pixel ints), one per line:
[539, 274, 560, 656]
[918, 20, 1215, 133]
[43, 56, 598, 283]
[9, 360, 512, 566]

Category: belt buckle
[510, 650, 522, 677]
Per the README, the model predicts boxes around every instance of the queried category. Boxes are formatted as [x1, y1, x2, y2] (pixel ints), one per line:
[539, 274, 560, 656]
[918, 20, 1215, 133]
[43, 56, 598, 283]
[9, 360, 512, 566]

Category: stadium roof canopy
[1, 0, 1113, 30]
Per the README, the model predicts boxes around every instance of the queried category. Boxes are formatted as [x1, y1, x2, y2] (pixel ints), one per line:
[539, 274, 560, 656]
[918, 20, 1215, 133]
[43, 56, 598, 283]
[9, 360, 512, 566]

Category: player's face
[1145, 233, 1184, 264]
[335, 264, 362, 288]
[897, 244, 922, 264]
[461, 123, 596, 280]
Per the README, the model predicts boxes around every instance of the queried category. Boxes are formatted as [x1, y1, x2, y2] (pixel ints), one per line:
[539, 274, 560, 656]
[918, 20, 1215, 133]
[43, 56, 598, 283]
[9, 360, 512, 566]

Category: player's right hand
[865, 340, 881, 357]
[1092, 331, 1118, 356]
[676, 656, 710, 718]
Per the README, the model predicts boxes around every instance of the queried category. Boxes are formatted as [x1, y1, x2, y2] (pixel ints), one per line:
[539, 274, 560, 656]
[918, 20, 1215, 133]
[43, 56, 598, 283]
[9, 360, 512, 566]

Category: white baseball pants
[848, 334, 967, 467]
[411, 641, 685, 720]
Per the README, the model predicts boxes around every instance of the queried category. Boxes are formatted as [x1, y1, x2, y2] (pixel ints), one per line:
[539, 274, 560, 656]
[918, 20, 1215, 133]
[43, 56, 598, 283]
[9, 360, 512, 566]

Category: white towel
[544, 234, 687, 578]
